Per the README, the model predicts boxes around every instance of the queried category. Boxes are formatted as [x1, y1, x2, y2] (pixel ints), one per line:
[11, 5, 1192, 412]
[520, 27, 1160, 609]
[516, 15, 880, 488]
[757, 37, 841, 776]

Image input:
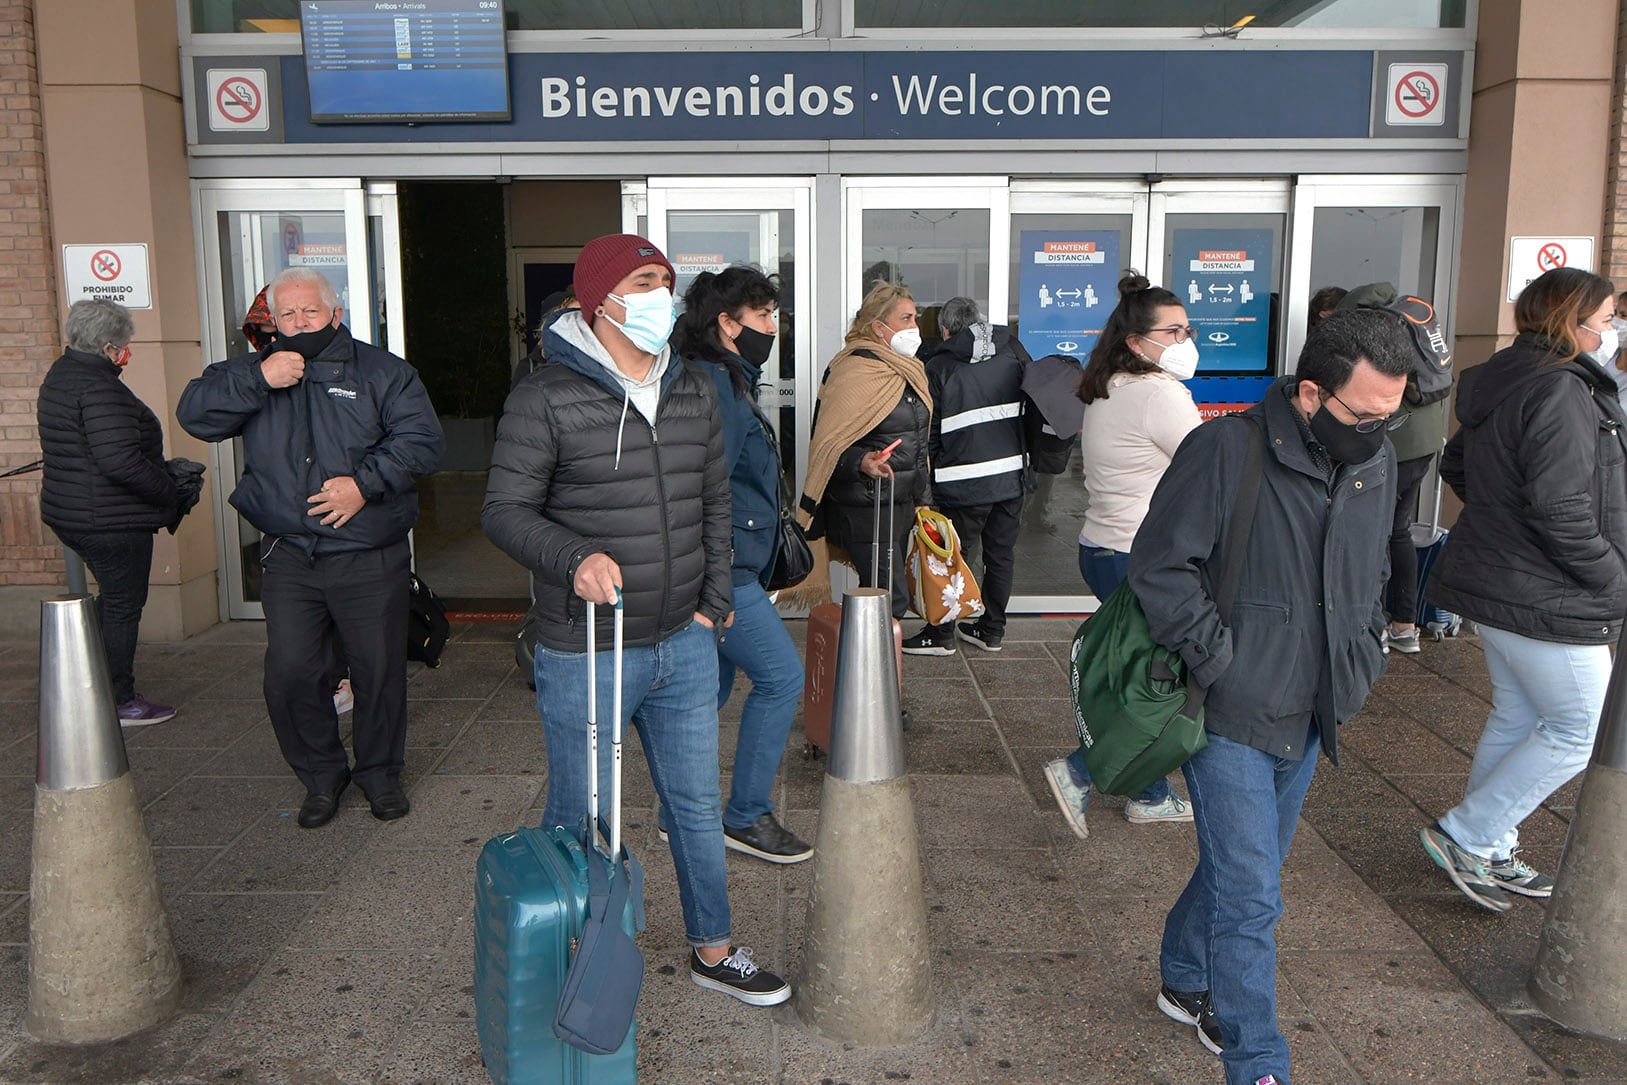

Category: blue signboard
[1173, 229, 1274, 375]
[1016, 230, 1121, 361]
[257, 49, 1377, 145]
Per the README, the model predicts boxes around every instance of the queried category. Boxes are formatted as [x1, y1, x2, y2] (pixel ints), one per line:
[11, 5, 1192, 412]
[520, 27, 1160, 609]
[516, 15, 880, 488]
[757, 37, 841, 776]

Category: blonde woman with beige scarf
[797, 282, 934, 642]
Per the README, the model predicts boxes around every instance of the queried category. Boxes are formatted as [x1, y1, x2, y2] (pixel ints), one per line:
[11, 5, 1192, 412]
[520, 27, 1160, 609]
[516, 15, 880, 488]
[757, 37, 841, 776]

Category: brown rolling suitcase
[803, 477, 903, 757]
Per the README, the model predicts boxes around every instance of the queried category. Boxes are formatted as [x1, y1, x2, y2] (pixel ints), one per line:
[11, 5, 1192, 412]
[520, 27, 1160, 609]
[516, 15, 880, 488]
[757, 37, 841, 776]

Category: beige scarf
[797, 339, 932, 529]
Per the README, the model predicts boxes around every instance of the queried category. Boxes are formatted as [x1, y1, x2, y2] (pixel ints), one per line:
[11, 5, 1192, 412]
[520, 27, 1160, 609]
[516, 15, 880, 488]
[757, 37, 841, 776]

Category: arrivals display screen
[300, 0, 511, 124]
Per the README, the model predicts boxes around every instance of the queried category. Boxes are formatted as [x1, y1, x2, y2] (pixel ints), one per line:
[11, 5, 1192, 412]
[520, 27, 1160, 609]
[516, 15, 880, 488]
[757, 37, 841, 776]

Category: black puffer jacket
[482, 311, 732, 652]
[924, 322, 1030, 508]
[38, 348, 178, 534]
[821, 363, 932, 518]
[176, 325, 443, 556]
[1428, 335, 1627, 644]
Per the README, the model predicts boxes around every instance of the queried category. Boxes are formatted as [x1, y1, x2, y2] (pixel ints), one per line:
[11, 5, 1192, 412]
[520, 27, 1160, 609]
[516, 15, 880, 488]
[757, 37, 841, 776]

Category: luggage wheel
[803, 741, 824, 761]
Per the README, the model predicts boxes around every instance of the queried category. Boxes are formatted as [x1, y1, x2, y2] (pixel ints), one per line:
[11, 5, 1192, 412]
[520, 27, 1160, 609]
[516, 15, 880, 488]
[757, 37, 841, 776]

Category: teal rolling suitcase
[474, 600, 642, 1084]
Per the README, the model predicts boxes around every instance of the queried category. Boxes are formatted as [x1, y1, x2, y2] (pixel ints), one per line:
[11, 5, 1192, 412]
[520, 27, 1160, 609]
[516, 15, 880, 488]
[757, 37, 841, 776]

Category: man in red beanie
[483, 234, 792, 1006]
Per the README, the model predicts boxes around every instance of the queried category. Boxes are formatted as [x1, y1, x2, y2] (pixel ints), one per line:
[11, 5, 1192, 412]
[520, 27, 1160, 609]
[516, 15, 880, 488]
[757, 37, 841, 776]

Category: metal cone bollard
[795, 587, 934, 1043]
[1530, 620, 1627, 1039]
[28, 596, 181, 1044]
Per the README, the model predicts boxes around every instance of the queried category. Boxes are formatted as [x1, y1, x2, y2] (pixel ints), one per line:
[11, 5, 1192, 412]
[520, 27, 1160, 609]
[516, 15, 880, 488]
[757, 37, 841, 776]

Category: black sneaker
[1157, 983, 1222, 1056]
[902, 627, 955, 656]
[690, 946, 791, 1006]
[956, 621, 1003, 652]
[724, 814, 813, 864]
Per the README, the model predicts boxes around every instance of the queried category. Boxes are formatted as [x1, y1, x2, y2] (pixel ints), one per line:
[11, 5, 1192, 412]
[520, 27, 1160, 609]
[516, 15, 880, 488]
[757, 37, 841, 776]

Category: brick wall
[0, 2, 59, 586]
[1608, 0, 1627, 282]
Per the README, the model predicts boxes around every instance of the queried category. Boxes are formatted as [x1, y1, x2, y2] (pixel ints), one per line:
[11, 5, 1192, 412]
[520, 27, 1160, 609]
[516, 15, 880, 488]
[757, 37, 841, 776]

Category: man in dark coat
[177, 267, 443, 829]
[482, 233, 790, 1008]
[910, 296, 1029, 654]
[38, 298, 180, 724]
[1128, 309, 1413, 1085]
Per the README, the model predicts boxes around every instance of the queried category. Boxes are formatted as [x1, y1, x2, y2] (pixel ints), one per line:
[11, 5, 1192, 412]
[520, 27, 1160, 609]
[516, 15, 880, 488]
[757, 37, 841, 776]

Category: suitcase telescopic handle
[584, 590, 625, 860]
[870, 471, 895, 592]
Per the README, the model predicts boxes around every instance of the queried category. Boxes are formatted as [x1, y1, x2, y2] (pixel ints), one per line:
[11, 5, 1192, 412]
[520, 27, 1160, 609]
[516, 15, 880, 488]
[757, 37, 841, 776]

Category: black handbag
[767, 471, 815, 591]
[753, 401, 815, 591]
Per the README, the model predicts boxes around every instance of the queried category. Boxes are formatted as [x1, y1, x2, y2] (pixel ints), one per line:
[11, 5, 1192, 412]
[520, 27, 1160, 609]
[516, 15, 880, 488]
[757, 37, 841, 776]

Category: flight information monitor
[301, 0, 511, 124]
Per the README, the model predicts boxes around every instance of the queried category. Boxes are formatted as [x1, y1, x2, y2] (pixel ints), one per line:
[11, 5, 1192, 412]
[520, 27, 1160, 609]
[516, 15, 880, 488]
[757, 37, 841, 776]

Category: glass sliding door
[643, 178, 815, 494]
[193, 180, 379, 619]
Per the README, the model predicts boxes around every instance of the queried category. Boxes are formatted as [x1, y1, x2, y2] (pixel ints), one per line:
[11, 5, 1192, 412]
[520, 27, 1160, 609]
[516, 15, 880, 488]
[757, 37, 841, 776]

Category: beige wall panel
[33, 0, 181, 96]
[1458, 84, 1517, 335]
[507, 181, 623, 248]
[1511, 0, 1619, 82]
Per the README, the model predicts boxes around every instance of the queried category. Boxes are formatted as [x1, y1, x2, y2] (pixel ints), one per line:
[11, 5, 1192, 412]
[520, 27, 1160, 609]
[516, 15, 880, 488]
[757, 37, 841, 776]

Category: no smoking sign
[207, 69, 269, 132]
[1508, 236, 1596, 302]
[1385, 63, 1447, 127]
[62, 243, 151, 309]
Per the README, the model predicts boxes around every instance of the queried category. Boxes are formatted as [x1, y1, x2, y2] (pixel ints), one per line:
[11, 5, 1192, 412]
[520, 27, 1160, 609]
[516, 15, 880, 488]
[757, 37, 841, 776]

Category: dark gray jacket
[177, 326, 443, 556]
[1428, 335, 1627, 644]
[38, 348, 178, 534]
[481, 312, 732, 652]
[1128, 378, 1394, 764]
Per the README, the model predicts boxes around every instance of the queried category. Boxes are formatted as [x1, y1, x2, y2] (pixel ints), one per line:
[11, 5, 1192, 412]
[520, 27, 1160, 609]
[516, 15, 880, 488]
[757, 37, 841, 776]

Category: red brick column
[1607, 0, 1627, 284]
[0, 2, 61, 586]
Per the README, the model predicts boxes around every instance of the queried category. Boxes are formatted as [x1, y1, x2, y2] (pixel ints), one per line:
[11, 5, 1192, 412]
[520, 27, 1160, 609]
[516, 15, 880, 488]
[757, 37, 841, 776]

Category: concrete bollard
[794, 587, 934, 1044]
[27, 595, 181, 1044]
[1529, 622, 1627, 1040]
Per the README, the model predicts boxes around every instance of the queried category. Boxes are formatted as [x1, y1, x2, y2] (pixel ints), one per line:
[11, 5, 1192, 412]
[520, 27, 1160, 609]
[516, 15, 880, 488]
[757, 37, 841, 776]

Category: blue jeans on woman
[1162, 729, 1320, 1085]
[717, 580, 805, 829]
[536, 619, 731, 949]
[1438, 623, 1609, 861]
[1069, 542, 1173, 806]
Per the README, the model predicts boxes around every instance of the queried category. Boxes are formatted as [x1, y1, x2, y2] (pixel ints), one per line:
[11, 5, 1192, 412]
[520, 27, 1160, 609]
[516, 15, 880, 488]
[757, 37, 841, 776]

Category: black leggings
[1386, 455, 1434, 626]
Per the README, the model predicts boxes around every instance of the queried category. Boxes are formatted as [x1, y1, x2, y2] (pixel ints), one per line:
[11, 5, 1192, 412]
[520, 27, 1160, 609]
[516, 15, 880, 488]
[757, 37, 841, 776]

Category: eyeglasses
[1144, 324, 1196, 343]
[1324, 388, 1407, 433]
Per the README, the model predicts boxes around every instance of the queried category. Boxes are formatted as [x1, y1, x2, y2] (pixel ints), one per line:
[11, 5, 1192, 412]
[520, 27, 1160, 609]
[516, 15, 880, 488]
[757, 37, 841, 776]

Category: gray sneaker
[1420, 822, 1513, 913]
[1386, 626, 1422, 654]
[1125, 793, 1194, 824]
[1042, 758, 1090, 840]
[1486, 853, 1554, 897]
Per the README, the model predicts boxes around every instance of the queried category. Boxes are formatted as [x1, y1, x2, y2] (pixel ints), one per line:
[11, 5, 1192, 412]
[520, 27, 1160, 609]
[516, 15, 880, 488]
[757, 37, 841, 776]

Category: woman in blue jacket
[673, 267, 812, 864]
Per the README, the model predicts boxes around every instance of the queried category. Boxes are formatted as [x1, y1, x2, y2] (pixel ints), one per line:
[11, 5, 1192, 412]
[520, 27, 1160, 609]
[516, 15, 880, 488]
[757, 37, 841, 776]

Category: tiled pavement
[0, 614, 1622, 1084]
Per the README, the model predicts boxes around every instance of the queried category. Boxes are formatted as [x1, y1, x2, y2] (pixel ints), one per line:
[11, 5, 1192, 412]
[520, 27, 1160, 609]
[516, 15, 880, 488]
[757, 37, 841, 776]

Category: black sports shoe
[690, 946, 791, 1006]
[1157, 983, 1222, 1056]
[724, 814, 813, 864]
[902, 628, 955, 656]
[956, 621, 1003, 652]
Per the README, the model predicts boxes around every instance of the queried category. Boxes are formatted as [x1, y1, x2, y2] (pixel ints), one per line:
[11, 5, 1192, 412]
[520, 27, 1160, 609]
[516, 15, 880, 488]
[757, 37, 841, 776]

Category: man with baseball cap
[482, 234, 791, 1006]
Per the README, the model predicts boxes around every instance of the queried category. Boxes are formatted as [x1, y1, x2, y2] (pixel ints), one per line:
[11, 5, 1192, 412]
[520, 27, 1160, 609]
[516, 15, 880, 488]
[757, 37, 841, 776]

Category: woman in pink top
[1043, 272, 1203, 839]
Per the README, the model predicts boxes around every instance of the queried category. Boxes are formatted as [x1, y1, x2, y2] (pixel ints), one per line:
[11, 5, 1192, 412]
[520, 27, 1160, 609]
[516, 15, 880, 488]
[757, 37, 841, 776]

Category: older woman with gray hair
[37, 298, 180, 725]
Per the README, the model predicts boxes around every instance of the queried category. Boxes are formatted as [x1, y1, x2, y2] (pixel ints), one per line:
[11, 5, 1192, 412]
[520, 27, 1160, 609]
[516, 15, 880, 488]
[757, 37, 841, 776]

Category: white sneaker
[1042, 758, 1090, 840]
[333, 679, 354, 715]
[1125, 793, 1194, 824]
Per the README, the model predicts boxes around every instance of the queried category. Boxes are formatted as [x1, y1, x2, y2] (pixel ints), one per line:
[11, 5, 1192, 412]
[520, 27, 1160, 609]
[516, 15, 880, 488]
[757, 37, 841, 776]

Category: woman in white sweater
[1044, 272, 1203, 839]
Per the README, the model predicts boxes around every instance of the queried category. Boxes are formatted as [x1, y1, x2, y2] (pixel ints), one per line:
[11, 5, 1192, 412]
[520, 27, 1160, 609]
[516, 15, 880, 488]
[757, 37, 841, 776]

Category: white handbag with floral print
[906, 509, 985, 625]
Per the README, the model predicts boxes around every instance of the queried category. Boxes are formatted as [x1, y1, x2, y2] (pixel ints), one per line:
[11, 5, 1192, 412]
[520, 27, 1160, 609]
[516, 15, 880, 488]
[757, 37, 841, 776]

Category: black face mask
[733, 324, 776, 370]
[272, 322, 341, 360]
[1308, 401, 1386, 464]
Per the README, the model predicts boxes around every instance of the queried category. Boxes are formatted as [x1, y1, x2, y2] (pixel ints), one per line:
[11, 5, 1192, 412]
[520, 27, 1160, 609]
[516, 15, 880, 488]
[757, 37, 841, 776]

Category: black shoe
[297, 778, 349, 829]
[367, 785, 410, 821]
[956, 621, 1004, 652]
[689, 946, 791, 1006]
[724, 814, 813, 864]
[900, 709, 914, 732]
[902, 627, 955, 656]
[1157, 983, 1223, 1056]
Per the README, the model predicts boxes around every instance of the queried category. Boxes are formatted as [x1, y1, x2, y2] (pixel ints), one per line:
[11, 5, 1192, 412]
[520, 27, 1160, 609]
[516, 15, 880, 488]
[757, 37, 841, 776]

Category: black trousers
[55, 529, 154, 705]
[1386, 455, 1434, 626]
[834, 502, 914, 621]
[931, 496, 1024, 636]
[260, 539, 410, 795]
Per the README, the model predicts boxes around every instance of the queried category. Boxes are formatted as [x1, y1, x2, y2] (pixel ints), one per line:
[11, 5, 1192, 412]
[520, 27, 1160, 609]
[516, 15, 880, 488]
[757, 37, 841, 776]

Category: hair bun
[1117, 270, 1152, 298]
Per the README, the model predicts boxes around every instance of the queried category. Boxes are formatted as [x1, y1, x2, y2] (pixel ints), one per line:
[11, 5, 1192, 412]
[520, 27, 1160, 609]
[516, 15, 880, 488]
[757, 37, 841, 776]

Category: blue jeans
[536, 619, 731, 949]
[1069, 542, 1171, 806]
[1439, 624, 1608, 861]
[1162, 729, 1320, 1085]
[717, 580, 805, 829]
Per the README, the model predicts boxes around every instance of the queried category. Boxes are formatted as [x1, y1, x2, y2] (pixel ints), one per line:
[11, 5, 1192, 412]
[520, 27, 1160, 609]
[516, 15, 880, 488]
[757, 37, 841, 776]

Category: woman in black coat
[38, 299, 179, 725]
[1419, 267, 1627, 912]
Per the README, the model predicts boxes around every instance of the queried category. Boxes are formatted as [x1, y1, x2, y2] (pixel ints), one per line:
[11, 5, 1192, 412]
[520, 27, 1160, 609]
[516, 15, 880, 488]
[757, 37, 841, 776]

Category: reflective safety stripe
[940, 401, 1021, 434]
[934, 454, 1025, 483]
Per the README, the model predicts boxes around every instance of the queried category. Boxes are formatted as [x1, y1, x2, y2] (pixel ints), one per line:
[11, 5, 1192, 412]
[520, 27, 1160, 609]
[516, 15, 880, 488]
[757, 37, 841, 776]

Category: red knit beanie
[572, 234, 675, 319]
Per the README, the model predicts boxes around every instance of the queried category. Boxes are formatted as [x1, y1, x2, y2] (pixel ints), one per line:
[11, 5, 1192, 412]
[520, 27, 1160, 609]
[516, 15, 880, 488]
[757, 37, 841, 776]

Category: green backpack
[1068, 420, 1263, 796]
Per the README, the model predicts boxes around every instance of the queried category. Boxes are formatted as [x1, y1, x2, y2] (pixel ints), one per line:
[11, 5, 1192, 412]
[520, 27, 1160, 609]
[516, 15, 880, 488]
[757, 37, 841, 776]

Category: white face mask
[1587, 318, 1626, 365]
[1146, 336, 1200, 380]
[887, 325, 922, 357]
